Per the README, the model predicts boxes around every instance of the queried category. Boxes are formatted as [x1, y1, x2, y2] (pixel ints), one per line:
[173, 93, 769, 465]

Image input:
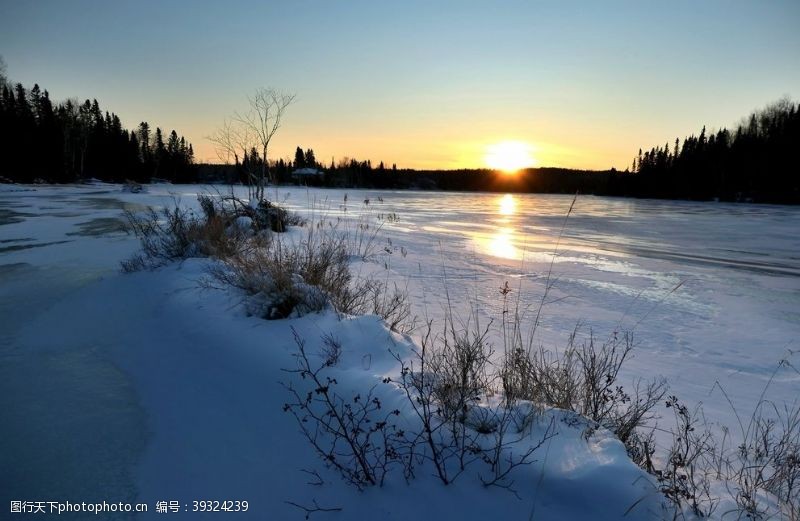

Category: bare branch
[208, 87, 296, 201]
[284, 500, 342, 519]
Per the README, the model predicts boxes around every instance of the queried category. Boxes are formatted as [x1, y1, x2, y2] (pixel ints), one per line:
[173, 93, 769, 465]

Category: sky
[1, 0, 799, 170]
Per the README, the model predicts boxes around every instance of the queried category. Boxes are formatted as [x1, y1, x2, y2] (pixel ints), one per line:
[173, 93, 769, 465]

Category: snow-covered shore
[23, 257, 665, 519]
[2, 183, 798, 519]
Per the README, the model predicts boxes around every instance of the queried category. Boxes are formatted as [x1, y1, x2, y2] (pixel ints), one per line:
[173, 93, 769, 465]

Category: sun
[484, 141, 536, 172]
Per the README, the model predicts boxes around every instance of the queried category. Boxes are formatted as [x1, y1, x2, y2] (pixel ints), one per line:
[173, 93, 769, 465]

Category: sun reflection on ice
[487, 228, 520, 260]
[470, 195, 523, 260]
[499, 193, 516, 216]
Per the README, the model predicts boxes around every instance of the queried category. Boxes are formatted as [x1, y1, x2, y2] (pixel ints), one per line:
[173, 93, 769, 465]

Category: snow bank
[14, 258, 662, 519]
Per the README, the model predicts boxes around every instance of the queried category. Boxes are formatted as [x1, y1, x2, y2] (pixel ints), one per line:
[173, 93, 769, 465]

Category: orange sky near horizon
[189, 105, 639, 172]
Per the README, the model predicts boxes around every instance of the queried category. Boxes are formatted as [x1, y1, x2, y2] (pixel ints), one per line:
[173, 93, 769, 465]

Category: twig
[284, 500, 342, 519]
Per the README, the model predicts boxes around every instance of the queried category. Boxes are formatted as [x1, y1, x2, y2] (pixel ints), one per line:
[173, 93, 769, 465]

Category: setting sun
[484, 141, 536, 172]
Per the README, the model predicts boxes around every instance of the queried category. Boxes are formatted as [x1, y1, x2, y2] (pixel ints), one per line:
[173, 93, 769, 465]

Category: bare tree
[208, 88, 296, 202]
[208, 119, 255, 193]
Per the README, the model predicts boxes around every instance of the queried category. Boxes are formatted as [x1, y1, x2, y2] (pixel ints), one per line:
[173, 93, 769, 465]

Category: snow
[231, 215, 253, 231]
[2, 183, 798, 520]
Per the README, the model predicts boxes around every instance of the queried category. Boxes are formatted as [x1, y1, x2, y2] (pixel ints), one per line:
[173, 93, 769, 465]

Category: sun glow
[484, 141, 536, 172]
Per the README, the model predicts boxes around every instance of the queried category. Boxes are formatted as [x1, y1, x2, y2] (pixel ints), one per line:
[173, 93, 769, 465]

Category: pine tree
[304, 148, 316, 169]
[155, 127, 165, 155]
[167, 130, 179, 156]
[138, 122, 151, 162]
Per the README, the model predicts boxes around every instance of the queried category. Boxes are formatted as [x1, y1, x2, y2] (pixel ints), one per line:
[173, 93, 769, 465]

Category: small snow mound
[233, 216, 253, 230]
[241, 273, 330, 320]
[227, 216, 253, 236]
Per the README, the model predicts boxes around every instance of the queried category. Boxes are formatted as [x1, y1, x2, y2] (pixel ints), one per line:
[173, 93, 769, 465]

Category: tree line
[281, 99, 799, 203]
[627, 98, 799, 203]
[0, 79, 196, 184]
[1, 62, 797, 204]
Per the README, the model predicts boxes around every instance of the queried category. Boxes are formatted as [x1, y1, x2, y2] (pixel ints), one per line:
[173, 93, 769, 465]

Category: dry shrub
[124, 194, 413, 324]
[427, 316, 494, 424]
[121, 207, 243, 271]
[387, 312, 555, 491]
[209, 229, 349, 319]
[282, 328, 407, 490]
[500, 326, 666, 455]
[121, 191, 308, 271]
[368, 281, 414, 333]
[211, 222, 416, 323]
[711, 373, 800, 520]
[336, 278, 414, 334]
[625, 362, 800, 520]
[121, 194, 279, 271]
[660, 397, 717, 518]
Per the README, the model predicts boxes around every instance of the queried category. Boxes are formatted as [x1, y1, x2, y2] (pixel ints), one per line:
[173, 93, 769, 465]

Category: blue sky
[1, 0, 798, 169]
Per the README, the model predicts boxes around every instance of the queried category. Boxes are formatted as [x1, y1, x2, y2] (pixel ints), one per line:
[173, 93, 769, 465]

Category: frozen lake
[1, 183, 799, 515]
[275, 187, 800, 417]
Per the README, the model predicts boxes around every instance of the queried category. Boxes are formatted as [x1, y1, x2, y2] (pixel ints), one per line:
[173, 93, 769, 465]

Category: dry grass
[208, 225, 351, 319]
[121, 204, 257, 271]
[710, 365, 800, 520]
[499, 325, 666, 458]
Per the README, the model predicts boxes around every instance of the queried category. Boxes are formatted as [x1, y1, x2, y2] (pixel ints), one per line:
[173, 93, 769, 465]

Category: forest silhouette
[1, 76, 798, 204]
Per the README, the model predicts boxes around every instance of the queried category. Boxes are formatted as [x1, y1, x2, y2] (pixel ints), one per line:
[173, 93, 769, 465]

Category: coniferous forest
[627, 98, 800, 203]
[1, 73, 798, 204]
[0, 80, 195, 184]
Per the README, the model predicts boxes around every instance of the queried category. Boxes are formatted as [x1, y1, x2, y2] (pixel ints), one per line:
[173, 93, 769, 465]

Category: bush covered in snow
[124, 193, 414, 323]
[121, 194, 279, 271]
